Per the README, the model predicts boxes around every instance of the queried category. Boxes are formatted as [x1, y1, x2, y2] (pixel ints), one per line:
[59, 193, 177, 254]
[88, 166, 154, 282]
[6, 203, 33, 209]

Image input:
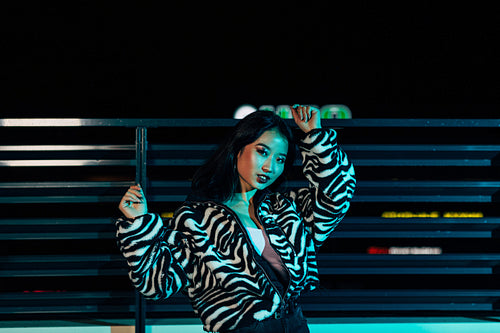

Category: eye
[277, 157, 286, 164]
[256, 147, 268, 156]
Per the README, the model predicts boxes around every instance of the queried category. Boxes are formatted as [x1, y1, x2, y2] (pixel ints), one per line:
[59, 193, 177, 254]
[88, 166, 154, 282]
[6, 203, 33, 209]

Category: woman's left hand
[290, 104, 321, 133]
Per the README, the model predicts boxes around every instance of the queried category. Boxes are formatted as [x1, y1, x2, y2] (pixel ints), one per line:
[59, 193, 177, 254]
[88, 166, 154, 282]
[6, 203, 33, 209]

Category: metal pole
[135, 126, 147, 333]
[136, 126, 148, 189]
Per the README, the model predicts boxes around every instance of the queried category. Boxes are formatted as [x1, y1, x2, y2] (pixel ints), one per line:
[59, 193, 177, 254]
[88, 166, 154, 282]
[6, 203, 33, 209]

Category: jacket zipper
[252, 201, 292, 318]
[218, 201, 291, 317]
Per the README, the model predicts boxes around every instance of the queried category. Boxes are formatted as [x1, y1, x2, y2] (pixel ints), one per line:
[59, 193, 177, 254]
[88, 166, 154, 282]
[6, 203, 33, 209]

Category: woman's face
[236, 128, 289, 193]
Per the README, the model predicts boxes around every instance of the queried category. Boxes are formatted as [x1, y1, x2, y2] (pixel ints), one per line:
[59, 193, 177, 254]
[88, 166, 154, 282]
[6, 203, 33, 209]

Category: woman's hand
[119, 184, 148, 219]
[290, 104, 321, 133]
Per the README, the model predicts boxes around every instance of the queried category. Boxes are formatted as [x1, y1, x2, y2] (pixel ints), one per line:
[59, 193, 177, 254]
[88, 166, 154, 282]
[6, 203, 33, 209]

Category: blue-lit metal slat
[2, 118, 500, 128]
[0, 144, 135, 167]
[0, 291, 136, 315]
[334, 217, 500, 238]
[317, 253, 500, 275]
[2, 180, 497, 203]
[0, 218, 115, 240]
[0, 254, 128, 277]
[148, 143, 500, 167]
[2, 217, 499, 240]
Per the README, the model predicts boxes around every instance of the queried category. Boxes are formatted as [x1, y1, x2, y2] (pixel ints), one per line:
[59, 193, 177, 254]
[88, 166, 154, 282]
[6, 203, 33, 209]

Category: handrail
[1, 118, 500, 127]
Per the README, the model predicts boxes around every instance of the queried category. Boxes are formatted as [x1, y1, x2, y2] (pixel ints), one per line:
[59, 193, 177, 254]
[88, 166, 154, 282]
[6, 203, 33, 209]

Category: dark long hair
[191, 111, 296, 202]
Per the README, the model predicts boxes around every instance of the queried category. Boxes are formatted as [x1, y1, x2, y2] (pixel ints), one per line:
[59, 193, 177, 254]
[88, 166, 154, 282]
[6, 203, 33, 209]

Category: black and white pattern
[116, 128, 356, 332]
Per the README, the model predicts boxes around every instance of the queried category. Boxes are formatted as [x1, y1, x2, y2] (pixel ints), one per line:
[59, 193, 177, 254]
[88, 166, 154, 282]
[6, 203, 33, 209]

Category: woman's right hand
[119, 184, 148, 219]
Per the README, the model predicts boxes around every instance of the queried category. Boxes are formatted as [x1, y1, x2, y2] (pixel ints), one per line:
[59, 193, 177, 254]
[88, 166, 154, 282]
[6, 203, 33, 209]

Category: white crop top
[246, 226, 265, 255]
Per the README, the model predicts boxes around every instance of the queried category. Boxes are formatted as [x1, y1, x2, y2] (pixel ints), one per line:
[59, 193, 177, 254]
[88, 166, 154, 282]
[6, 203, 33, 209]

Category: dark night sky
[2, 3, 499, 118]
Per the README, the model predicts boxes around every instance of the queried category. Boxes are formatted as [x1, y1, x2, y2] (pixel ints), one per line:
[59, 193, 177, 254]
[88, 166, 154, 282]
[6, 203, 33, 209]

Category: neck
[232, 188, 258, 205]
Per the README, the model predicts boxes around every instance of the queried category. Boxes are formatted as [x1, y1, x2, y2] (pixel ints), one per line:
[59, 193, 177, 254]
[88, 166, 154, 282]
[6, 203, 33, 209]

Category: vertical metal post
[135, 126, 148, 190]
[135, 126, 147, 333]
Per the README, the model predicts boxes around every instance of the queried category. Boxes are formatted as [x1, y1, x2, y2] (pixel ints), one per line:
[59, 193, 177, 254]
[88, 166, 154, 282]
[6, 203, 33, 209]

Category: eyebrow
[256, 143, 287, 157]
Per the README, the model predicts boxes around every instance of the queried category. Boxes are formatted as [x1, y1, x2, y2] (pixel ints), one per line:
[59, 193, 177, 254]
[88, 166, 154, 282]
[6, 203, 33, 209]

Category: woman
[116, 106, 356, 332]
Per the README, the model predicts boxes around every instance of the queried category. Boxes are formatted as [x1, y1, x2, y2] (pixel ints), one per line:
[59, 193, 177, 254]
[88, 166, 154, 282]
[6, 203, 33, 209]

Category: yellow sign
[382, 211, 484, 218]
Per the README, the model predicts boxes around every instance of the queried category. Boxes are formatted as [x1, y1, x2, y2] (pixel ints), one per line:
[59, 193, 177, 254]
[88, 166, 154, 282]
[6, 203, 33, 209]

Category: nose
[262, 158, 274, 174]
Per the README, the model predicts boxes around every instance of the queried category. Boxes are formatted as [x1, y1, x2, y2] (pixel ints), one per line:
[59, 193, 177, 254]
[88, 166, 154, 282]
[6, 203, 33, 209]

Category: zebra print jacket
[116, 128, 356, 332]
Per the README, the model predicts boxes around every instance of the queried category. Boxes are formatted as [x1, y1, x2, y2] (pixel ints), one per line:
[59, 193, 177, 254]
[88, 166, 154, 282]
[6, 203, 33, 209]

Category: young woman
[116, 106, 356, 332]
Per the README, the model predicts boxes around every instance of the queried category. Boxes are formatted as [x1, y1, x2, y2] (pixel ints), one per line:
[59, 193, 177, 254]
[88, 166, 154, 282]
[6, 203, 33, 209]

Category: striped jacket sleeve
[290, 128, 356, 248]
[116, 213, 192, 300]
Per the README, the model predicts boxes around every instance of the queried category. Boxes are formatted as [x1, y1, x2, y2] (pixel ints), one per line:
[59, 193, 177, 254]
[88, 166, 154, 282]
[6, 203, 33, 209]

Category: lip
[256, 174, 270, 184]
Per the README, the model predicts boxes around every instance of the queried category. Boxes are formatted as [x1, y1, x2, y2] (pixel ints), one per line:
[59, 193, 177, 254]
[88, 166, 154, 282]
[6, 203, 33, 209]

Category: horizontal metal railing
[2, 118, 500, 127]
[1, 118, 500, 324]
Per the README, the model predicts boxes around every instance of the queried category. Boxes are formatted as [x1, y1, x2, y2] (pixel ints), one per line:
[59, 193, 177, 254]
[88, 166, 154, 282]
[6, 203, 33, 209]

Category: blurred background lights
[321, 104, 352, 119]
[233, 104, 258, 119]
[258, 105, 275, 112]
[234, 104, 352, 119]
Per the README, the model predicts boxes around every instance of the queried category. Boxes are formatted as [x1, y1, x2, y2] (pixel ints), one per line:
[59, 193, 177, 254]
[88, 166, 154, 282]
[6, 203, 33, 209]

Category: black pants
[226, 303, 309, 333]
